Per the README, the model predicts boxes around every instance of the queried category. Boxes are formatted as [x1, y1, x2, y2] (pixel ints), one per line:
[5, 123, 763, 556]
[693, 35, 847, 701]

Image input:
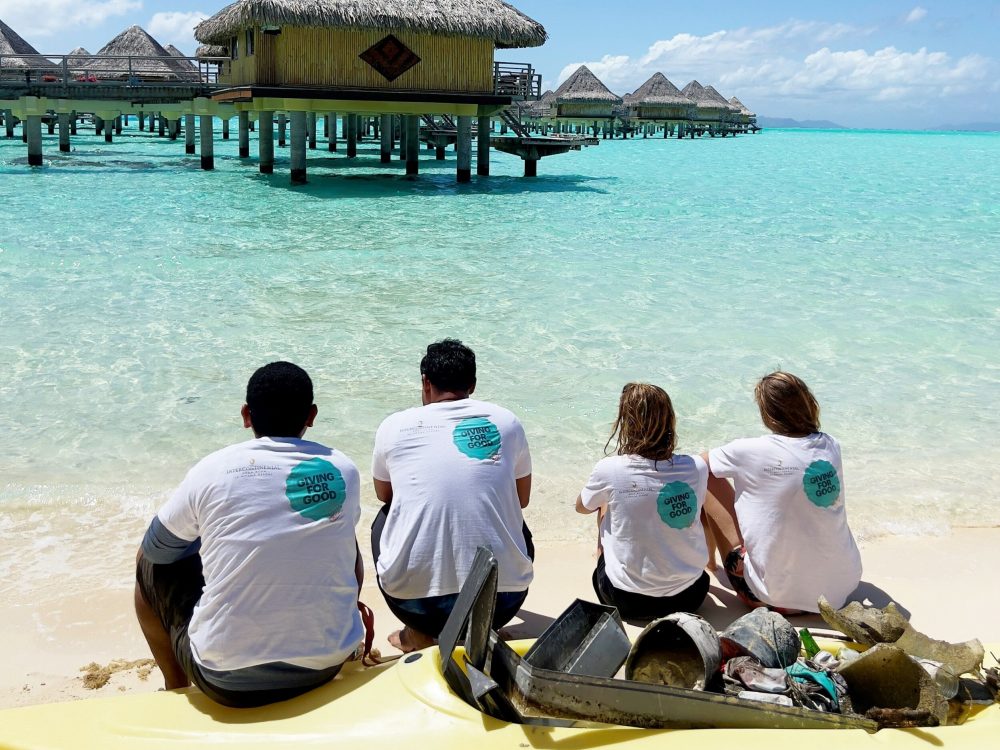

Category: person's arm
[575, 494, 595, 514]
[701, 451, 743, 552]
[373, 478, 393, 504]
[516, 474, 531, 509]
[354, 540, 364, 589]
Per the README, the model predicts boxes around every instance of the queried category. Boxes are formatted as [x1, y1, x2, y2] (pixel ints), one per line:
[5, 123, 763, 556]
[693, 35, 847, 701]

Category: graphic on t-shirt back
[656, 481, 698, 529]
[453, 417, 502, 460]
[286, 458, 347, 521]
[803, 460, 841, 508]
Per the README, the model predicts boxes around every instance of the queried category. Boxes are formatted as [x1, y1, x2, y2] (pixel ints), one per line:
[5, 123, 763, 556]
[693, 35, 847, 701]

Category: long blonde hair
[606, 383, 676, 462]
[754, 371, 821, 436]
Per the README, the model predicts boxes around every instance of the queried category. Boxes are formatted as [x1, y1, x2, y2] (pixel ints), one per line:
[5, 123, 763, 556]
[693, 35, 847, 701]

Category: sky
[3, 0, 999, 128]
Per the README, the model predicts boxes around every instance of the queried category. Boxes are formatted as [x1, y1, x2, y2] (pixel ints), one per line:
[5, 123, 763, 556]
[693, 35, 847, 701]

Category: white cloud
[147, 11, 208, 52]
[551, 18, 996, 118]
[2, 0, 141, 40]
[906, 7, 928, 24]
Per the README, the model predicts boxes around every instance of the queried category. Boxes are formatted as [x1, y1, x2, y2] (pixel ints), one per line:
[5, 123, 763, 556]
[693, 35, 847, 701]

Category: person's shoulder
[472, 399, 522, 427]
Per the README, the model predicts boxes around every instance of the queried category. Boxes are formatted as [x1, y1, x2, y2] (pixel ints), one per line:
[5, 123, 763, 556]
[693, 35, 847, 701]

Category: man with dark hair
[134, 362, 364, 707]
[371, 339, 533, 652]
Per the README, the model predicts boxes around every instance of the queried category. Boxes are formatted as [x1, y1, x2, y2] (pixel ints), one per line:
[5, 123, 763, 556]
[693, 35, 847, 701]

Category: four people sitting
[136, 346, 862, 705]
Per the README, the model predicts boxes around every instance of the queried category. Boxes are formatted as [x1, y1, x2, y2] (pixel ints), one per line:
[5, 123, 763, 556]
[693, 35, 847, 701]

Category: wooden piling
[405, 115, 419, 175]
[347, 113, 357, 158]
[524, 158, 537, 178]
[477, 115, 490, 177]
[185, 114, 195, 154]
[26, 115, 42, 166]
[5, 109, 15, 139]
[58, 112, 70, 152]
[259, 111, 275, 174]
[290, 110, 307, 184]
[238, 111, 250, 158]
[380, 114, 392, 163]
[200, 115, 214, 170]
[307, 112, 317, 150]
[328, 112, 338, 151]
[456, 115, 472, 183]
[277, 113, 287, 147]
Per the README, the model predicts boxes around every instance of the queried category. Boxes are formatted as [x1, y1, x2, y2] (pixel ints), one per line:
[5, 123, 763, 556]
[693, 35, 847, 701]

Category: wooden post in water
[456, 116, 472, 183]
[238, 111, 249, 158]
[115, 116, 122, 135]
[477, 115, 490, 177]
[405, 115, 419, 175]
[200, 115, 214, 170]
[70, 112, 77, 136]
[347, 113, 357, 158]
[327, 113, 337, 151]
[398, 116, 407, 161]
[185, 114, 195, 153]
[524, 157, 537, 178]
[47, 116, 55, 135]
[290, 110, 307, 184]
[4, 110, 13, 139]
[138, 112, 145, 131]
[26, 115, 43, 166]
[259, 111, 275, 174]
[380, 114, 392, 163]
[58, 112, 70, 152]
[95, 116, 103, 136]
[277, 113, 287, 147]
[105, 117, 114, 144]
[307, 112, 316, 150]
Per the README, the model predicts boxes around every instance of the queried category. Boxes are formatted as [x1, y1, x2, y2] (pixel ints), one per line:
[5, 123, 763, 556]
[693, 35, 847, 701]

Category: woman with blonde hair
[704, 371, 862, 614]
[576, 383, 711, 620]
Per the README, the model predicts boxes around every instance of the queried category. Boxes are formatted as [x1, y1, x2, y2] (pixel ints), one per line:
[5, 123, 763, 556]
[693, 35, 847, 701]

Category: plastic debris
[739, 691, 794, 707]
[836, 644, 948, 726]
[720, 608, 800, 669]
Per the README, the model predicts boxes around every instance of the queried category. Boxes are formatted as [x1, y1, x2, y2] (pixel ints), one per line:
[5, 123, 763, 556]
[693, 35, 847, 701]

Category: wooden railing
[0, 54, 226, 85]
[493, 62, 541, 100]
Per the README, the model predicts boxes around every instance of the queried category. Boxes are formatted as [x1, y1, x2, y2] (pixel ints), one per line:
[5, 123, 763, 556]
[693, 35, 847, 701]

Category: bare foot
[388, 627, 435, 654]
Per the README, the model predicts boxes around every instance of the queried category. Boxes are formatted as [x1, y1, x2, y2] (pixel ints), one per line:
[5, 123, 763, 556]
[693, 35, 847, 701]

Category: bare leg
[702, 509, 721, 571]
[388, 627, 436, 654]
[134, 582, 190, 689]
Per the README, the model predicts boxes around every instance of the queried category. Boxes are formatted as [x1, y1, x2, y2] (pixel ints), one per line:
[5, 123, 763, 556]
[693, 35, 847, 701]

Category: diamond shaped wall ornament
[359, 34, 421, 82]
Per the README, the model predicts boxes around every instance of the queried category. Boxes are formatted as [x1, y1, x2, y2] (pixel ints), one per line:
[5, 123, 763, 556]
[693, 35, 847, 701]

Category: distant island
[757, 116, 846, 129]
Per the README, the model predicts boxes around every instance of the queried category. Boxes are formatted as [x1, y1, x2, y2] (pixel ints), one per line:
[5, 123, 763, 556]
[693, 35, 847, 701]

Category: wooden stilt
[477, 115, 490, 177]
[238, 111, 249, 158]
[290, 111, 307, 184]
[259, 111, 274, 174]
[456, 115, 471, 183]
[199, 114, 214, 170]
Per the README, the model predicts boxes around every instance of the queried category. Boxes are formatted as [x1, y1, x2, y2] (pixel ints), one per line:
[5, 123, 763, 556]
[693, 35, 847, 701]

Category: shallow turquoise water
[1, 123, 999, 591]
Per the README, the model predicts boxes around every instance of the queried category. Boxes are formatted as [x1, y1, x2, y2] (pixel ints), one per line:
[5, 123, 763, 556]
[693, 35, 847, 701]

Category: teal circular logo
[656, 481, 698, 529]
[453, 417, 502, 460]
[286, 458, 346, 521]
[803, 460, 841, 508]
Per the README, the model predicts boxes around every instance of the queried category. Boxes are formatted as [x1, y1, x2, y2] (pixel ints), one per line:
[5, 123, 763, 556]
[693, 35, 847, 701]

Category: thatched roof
[166, 44, 198, 71]
[627, 72, 692, 106]
[704, 85, 741, 112]
[196, 43, 228, 57]
[0, 18, 51, 69]
[195, 0, 547, 49]
[729, 96, 754, 116]
[91, 25, 196, 80]
[553, 65, 622, 104]
[66, 47, 93, 73]
[681, 80, 728, 111]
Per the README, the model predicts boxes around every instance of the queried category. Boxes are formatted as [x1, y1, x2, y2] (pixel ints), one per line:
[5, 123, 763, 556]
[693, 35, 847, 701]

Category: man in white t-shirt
[371, 339, 533, 653]
[134, 362, 365, 707]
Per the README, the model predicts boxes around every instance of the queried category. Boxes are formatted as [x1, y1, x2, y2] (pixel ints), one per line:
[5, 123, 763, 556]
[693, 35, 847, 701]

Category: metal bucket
[624, 612, 722, 690]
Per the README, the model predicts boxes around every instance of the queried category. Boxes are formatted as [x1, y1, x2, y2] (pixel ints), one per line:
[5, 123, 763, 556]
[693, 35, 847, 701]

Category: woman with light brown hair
[704, 371, 862, 614]
[575, 383, 711, 620]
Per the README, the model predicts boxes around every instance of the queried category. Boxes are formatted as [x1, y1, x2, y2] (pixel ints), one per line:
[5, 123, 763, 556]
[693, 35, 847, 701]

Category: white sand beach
[3, 527, 998, 710]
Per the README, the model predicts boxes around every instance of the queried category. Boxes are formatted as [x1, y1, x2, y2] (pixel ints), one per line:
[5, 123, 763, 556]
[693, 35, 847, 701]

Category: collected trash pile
[441, 549, 999, 733]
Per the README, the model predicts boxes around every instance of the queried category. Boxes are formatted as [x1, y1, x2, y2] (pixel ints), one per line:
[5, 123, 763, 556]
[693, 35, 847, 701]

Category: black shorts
[136, 554, 339, 708]
[592, 555, 710, 622]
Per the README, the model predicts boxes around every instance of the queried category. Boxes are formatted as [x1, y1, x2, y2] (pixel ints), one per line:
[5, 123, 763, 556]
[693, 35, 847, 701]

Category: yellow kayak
[0, 639, 997, 750]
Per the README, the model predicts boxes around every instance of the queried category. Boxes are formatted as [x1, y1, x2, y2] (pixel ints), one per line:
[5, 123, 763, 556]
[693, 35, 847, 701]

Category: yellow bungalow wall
[220, 26, 494, 92]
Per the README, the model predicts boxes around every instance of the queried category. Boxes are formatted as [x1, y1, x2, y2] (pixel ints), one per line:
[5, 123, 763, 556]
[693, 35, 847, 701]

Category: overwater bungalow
[193, 0, 546, 182]
[88, 26, 195, 81]
[166, 44, 198, 73]
[548, 65, 621, 135]
[729, 96, 758, 132]
[0, 18, 52, 75]
[66, 47, 92, 74]
[623, 72, 694, 137]
[680, 80, 730, 136]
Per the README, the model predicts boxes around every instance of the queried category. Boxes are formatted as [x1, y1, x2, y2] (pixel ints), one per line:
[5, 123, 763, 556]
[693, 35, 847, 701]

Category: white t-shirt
[157, 437, 364, 672]
[709, 433, 862, 612]
[372, 399, 533, 599]
[580, 453, 709, 597]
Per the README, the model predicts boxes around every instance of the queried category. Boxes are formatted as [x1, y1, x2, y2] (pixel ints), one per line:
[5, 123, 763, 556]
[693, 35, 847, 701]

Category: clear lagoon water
[1, 124, 999, 595]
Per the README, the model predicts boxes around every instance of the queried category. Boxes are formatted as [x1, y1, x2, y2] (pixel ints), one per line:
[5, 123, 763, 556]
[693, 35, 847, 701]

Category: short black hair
[245, 361, 314, 437]
[420, 339, 476, 392]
